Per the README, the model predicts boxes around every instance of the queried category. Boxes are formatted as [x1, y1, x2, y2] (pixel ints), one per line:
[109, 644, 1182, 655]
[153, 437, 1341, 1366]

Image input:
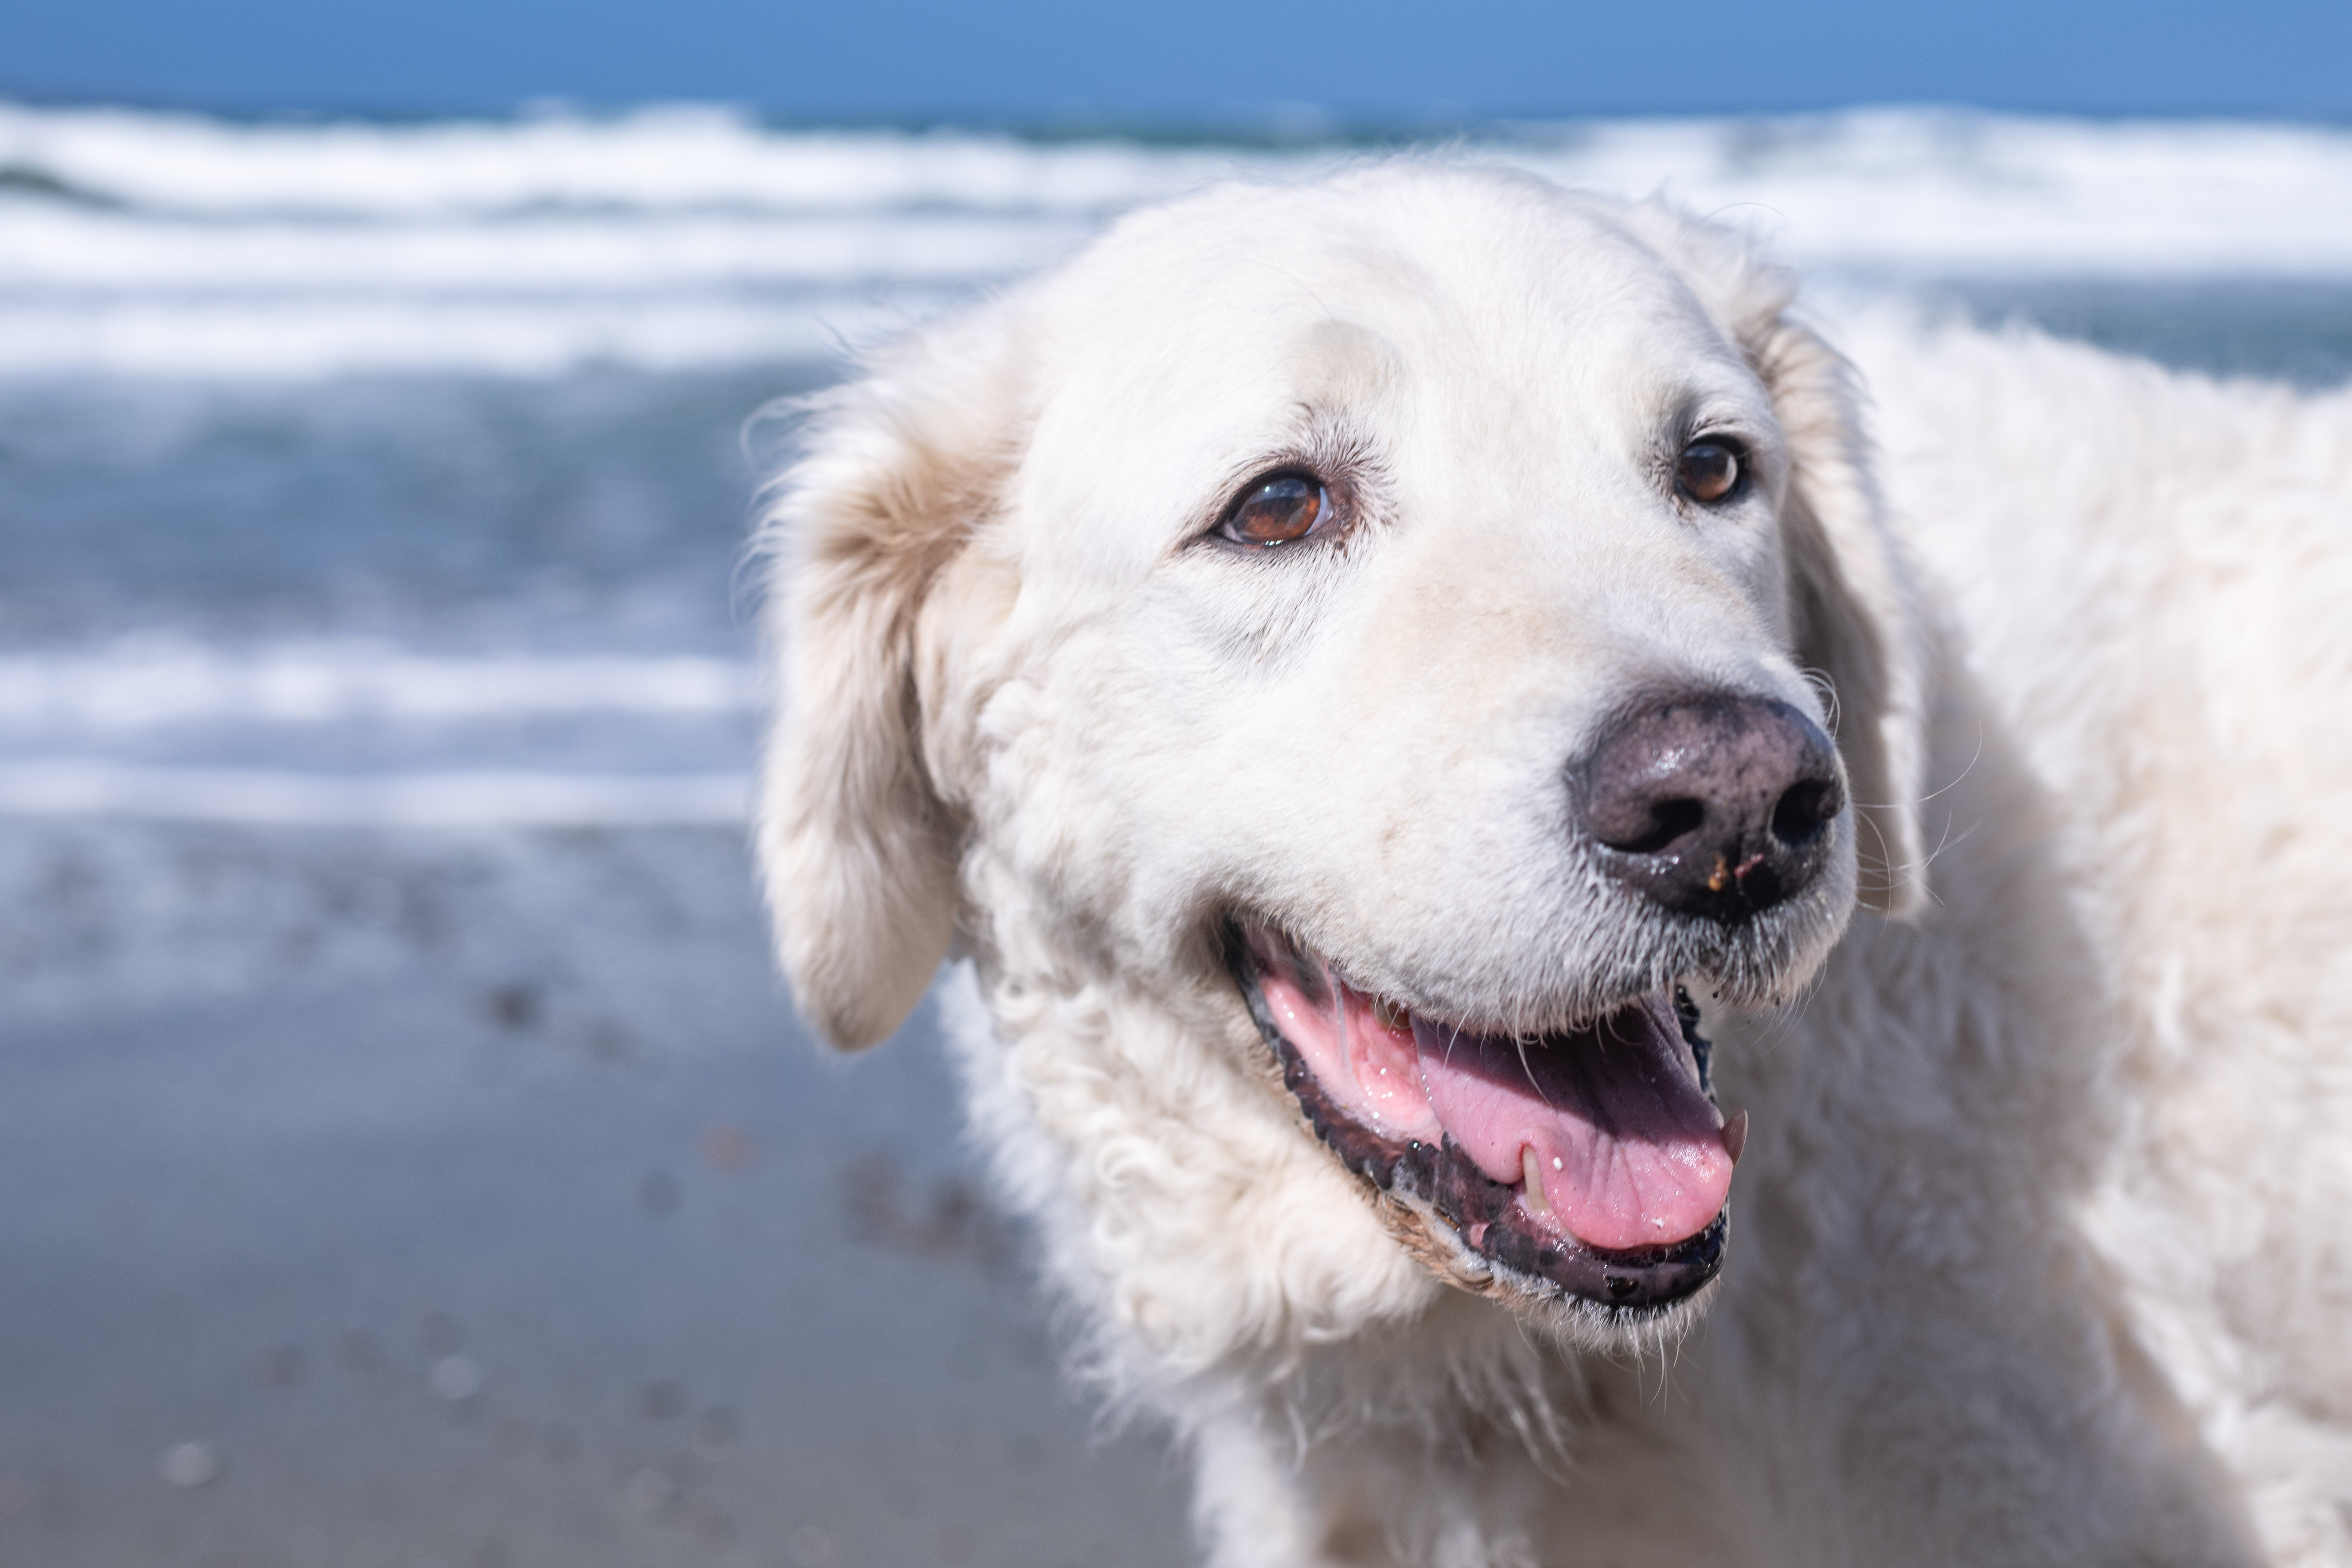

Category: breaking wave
[0, 760, 749, 825]
[7, 101, 2352, 376]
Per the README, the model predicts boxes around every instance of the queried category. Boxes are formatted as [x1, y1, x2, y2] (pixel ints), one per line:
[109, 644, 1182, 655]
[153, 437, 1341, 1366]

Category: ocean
[3, 100, 2350, 1566]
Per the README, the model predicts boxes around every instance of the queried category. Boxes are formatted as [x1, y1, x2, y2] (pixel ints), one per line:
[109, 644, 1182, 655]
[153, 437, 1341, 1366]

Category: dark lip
[1222, 923, 1729, 1314]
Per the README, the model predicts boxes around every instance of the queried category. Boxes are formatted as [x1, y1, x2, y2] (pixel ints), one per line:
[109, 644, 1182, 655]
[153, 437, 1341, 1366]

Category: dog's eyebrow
[1662, 387, 1772, 444]
[1287, 318, 1405, 406]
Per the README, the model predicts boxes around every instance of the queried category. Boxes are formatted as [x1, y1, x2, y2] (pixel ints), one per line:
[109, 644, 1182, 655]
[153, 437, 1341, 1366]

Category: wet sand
[0, 820, 1191, 1567]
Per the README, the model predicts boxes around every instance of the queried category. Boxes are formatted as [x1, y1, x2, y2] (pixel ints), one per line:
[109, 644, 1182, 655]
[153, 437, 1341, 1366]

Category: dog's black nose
[1576, 692, 1845, 922]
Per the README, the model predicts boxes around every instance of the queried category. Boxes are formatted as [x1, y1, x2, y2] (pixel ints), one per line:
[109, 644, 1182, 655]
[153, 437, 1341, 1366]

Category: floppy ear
[1753, 314, 1931, 916]
[755, 315, 1024, 1049]
[1620, 200, 1930, 914]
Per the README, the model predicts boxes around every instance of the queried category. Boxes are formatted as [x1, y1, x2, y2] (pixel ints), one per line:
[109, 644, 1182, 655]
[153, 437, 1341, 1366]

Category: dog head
[757, 164, 1927, 1338]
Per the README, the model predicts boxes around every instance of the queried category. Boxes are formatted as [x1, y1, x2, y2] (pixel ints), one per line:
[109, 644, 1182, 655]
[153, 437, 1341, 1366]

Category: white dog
[754, 164, 2352, 1566]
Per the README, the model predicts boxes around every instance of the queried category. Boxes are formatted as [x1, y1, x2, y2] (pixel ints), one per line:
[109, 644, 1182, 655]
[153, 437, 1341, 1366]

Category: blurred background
[3, 2, 2350, 1564]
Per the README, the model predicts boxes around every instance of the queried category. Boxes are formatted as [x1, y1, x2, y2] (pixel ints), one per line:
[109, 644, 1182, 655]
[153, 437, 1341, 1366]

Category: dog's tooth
[1521, 1146, 1552, 1213]
[1722, 1109, 1749, 1166]
[1372, 995, 1409, 1032]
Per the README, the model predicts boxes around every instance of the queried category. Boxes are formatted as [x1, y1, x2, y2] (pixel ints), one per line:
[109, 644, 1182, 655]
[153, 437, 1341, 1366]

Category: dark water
[0, 367, 818, 654]
[1948, 277, 2352, 388]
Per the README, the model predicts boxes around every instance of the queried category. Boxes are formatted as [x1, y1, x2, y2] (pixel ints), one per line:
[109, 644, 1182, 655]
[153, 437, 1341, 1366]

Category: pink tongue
[1247, 930, 1733, 1253]
[1411, 995, 1731, 1251]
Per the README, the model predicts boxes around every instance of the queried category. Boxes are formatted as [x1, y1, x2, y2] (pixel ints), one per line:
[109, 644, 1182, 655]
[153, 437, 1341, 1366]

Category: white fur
[756, 164, 2352, 1566]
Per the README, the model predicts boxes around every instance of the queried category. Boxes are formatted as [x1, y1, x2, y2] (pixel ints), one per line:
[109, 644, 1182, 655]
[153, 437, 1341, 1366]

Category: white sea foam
[0, 293, 941, 376]
[6, 102, 2352, 377]
[0, 648, 762, 824]
[0, 646, 755, 729]
[0, 101, 1261, 217]
[0, 207, 1089, 289]
[0, 760, 749, 825]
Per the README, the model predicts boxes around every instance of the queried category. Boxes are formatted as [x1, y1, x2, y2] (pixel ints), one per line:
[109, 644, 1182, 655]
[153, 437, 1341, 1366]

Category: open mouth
[1229, 924, 1744, 1315]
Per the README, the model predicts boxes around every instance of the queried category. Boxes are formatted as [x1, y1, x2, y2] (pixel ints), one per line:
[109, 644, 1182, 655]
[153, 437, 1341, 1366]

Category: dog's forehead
[1010, 172, 1761, 579]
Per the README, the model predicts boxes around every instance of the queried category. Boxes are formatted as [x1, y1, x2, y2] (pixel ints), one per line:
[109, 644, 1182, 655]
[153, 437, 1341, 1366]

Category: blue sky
[8, 0, 2351, 122]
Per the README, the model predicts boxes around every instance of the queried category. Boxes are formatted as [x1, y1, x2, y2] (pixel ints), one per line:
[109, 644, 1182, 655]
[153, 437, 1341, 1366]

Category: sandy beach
[0, 818, 1191, 1566]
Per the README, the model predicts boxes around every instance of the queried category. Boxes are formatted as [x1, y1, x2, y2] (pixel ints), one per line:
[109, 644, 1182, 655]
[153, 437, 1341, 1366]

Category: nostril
[1607, 797, 1706, 856]
[1770, 777, 1841, 848]
[1581, 691, 1843, 921]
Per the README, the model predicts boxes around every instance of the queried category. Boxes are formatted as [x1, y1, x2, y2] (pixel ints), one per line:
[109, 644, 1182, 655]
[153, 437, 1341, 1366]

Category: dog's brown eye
[1677, 440, 1742, 504]
[1220, 474, 1327, 547]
